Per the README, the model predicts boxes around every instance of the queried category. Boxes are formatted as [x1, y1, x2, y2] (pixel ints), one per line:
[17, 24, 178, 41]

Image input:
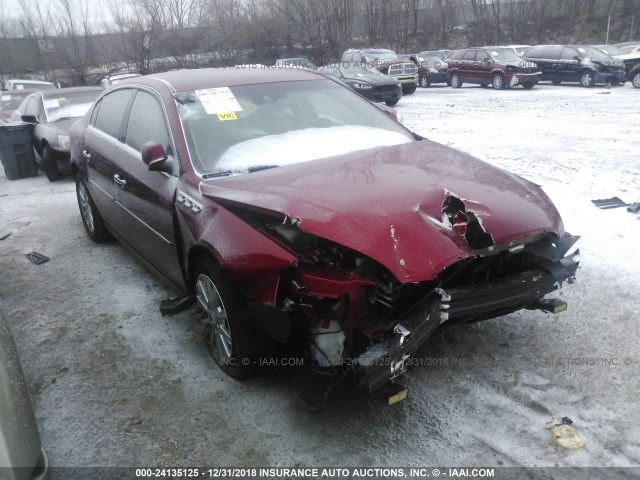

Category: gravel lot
[1, 82, 639, 474]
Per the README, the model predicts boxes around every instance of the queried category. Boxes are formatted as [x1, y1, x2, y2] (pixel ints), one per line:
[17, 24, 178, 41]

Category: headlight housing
[353, 82, 373, 89]
[58, 134, 70, 150]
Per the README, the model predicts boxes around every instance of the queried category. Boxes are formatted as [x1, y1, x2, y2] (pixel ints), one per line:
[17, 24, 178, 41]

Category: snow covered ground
[0, 81, 639, 475]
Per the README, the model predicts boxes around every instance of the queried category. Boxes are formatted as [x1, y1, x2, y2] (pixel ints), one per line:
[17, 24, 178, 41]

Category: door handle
[113, 174, 126, 188]
[82, 150, 91, 160]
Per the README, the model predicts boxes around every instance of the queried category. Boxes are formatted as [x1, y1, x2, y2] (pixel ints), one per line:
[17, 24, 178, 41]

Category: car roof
[127, 68, 323, 93]
[8, 79, 55, 85]
[38, 86, 103, 97]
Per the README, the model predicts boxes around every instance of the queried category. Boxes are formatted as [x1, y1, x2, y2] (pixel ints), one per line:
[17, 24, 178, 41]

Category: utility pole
[606, 15, 610, 44]
[631, 16, 636, 41]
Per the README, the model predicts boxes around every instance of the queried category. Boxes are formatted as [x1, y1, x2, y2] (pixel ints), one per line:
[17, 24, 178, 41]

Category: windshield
[489, 49, 522, 63]
[341, 63, 384, 76]
[595, 45, 623, 56]
[177, 79, 413, 176]
[364, 51, 398, 61]
[14, 82, 55, 90]
[44, 91, 100, 121]
[417, 55, 445, 66]
[576, 46, 613, 62]
[1, 93, 29, 109]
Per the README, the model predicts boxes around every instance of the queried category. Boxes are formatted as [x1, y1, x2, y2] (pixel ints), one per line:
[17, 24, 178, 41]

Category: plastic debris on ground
[25, 251, 50, 265]
[544, 417, 586, 451]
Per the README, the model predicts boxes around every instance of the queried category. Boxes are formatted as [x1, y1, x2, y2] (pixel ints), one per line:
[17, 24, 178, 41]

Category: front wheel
[580, 71, 595, 88]
[419, 75, 430, 88]
[552, 80, 561, 85]
[403, 86, 416, 95]
[522, 83, 535, 90]
[41, 146, 61, 182]
[385, 98, 399, 106]
[450, 73, 461, 88]
[632, 71, 640, 88]
[196, 258, 263, 379]
[76, 174, 111, 242]
[492, 74, 504, 89]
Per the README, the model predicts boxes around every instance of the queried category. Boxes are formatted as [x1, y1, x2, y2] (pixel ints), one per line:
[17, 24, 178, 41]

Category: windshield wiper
[202, 170, 233, 179]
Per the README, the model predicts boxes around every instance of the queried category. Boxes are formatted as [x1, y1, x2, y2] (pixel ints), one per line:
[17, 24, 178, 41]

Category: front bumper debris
[354, 233, 580, 391]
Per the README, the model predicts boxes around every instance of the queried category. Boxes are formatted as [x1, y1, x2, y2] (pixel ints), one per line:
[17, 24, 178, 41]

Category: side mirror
[573, 55, 581, 61]
[484, 57, 492, 62]
[141, 141, 168, 172]
[21, 114, 38, 124]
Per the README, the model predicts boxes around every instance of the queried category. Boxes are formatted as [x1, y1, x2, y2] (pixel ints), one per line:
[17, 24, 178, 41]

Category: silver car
[0, 302, 49, 480]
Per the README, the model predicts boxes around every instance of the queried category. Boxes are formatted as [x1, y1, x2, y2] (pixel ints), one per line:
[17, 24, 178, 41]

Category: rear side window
[524, 46, 542, 57]
[448, 50, 464, 60]
[125, 90, 170, 153]
[560, 48, 578, 60]
[94, 89, 134, 139]
[463, 50, 477, 61]
[542, 46, 562, 60]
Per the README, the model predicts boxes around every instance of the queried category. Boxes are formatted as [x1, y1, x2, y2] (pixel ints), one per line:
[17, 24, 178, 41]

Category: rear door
[111, 88, 183, 287]
[82, 89, 136, 226]
[461, 50, 479, 82]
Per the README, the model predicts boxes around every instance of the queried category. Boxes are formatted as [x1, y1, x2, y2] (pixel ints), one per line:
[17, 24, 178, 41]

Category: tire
[403, 86, 416, 95]
[580, 71, 595, 88]
[419, 75, 430, 88]
[480, 83, 489, 88]
[632, 71, 640, 88]
[552, 80, 561, 85]
[41, 146, 61, 182]
[450, 73, 461, 88]
[195, 258, 263, 379]
[492, 74, 504, 90]
[75, 174, 110, 242]
[522, 83, 535, 90]
[385, 98, 399, 106]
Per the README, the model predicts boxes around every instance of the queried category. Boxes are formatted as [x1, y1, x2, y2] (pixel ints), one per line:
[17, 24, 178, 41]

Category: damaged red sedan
[70, 68, 579, 394]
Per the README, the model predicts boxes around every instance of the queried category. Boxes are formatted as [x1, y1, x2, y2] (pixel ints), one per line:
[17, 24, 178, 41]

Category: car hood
[344, 72, 397, 85]
[200, 140, 564, 282]
[44, 117, 77, 133]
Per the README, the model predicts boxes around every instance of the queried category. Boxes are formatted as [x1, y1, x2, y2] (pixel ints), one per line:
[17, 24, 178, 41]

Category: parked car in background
[522, 45, 626, 87]
[342, 48, 418, 94]
[421, 49, 454, 60]
[2, 79, 56, 91]
[317, 62, 402, 105]
[99, 72, 141, 88]
[274, 57, 316, 69]
[412, 53, 449, 87]
[0, 302, 50, 480]
[616, 51, 640, 87]
[593, 44, 625, 57]
[69, 68, 579, 394]
[0, 89, 36, 123]
[11, 87, 102, 180]
[615, 43, 640, 54]
[447, 47, 541, 89]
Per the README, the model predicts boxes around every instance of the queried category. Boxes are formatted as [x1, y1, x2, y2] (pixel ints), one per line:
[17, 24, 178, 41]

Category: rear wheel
[41, 146, 61, 182]
[385, 98, 399, 106]
[450, 73, 461, 88]
[492, 74, 504, 89]
[552, 80, 561, 85]
[580, 71, 595, 88]
[522, 83, 535, 90]
[419, 75, 430, 88]
[196, 258, 263, 379]
[403, 86, 416, 95]
[632, 71, 640, 88]
[76, 174, 110, 242]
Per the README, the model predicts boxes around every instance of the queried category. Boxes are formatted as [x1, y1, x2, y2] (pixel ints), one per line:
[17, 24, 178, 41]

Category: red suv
[447, 47, 541, 89]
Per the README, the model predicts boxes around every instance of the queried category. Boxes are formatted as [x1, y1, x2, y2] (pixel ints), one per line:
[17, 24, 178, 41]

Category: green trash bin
[0, 122, 38, 180]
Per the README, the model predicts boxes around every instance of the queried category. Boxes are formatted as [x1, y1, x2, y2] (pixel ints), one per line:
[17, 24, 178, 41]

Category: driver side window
[125, 90, 171, 154]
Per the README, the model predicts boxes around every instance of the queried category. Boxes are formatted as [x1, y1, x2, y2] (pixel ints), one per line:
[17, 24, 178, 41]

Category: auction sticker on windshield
[195, 87, 243, 114]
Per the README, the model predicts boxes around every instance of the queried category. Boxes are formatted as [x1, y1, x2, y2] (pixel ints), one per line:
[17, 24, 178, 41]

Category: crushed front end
[220, 198, 579, 393]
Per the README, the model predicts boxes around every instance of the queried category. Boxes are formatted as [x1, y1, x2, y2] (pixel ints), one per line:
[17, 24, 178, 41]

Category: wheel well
[187, 246, 220, 290]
